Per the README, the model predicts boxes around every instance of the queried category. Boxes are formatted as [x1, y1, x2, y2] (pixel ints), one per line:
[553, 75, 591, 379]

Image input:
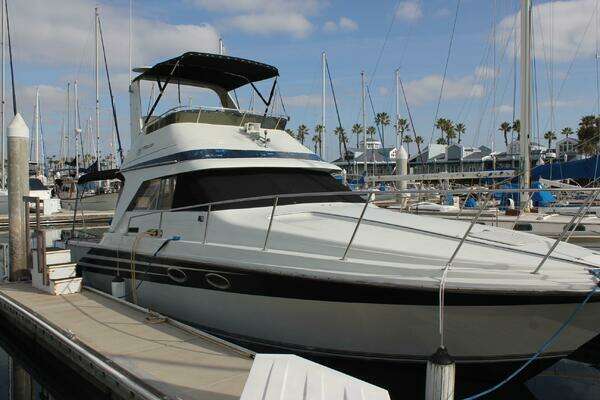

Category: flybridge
[129, 52, 287, 136]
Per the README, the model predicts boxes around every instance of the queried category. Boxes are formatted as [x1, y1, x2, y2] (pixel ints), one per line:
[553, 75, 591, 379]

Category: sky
[8, 0, 600, 162]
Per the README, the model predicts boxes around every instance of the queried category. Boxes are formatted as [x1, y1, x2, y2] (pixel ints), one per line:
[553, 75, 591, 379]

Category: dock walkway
[0, 283, 252, 400]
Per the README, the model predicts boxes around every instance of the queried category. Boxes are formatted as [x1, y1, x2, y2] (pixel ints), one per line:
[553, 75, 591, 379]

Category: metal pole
[0, 0, 4, 189]
[341, 193, 373, 260]
[263, 196, 278, 251]
[7, 113, 29, 281]
[519, 0, 531, 210]
[95, 7, 100, 165]
[74, 81, 80, 177]
[321, 51, 326, 158]
[202, 204, 211, 244]
[361, 71, 367, 186]
[128, 0, 132, 83]
[34, 86, 39, 169]
[395, 68, 400, 150]
[532, 190, 600, 274]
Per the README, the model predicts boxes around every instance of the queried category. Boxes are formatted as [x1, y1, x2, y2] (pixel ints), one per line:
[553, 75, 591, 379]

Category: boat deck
[0, 283, 253, 399]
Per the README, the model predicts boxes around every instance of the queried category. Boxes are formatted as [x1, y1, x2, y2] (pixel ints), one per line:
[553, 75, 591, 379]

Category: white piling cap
[395, 146, 408, 160]
[7, 113, 29, 138]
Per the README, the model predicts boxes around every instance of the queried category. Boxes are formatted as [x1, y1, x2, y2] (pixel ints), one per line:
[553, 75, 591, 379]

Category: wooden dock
[0, 210, 114, 230]
[0, 283, 253, 400]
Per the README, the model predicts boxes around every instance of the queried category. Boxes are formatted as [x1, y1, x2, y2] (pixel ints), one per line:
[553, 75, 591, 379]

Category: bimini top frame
[134, 52, 281, 127]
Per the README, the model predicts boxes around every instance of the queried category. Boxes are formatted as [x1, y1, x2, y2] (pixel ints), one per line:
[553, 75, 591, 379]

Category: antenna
[129, 0, 133, 83]
[95, 7, 100, 165]
[321, 51, 326, 158]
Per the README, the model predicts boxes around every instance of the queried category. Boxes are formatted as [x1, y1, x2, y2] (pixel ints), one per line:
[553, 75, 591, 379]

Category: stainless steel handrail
[341, 192, 374, 260]
[262, 197, 279, 251]
[532, 190, 600, 274]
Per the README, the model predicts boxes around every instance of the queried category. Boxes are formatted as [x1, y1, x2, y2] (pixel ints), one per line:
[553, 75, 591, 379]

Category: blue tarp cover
[532, 156, 600, 181]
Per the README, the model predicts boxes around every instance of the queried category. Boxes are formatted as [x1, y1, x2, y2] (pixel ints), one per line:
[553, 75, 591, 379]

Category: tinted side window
[127, 177, 176, 211]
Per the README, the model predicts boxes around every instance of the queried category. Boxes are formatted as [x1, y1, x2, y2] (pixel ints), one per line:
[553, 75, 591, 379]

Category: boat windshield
[127, 168, 362, 212]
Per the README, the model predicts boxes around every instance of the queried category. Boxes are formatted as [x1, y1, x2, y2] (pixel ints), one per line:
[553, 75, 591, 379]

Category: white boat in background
[67, 52, 600, 383]
[0, 177, 60, 215]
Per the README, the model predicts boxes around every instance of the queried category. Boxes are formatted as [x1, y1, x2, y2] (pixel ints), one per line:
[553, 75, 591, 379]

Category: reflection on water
[0, 228, 597, 399]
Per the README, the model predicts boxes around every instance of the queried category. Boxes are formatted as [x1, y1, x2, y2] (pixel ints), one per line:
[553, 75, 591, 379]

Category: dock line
[461, 282, 600, 400]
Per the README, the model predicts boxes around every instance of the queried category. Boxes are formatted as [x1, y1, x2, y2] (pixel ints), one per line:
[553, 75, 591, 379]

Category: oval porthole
[513, 223, 533, 231]
[205, 273, 231, 290]
[167, 267, 188, 283]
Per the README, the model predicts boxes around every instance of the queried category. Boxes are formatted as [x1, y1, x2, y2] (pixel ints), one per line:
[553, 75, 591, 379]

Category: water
[0, 228, 597, 399]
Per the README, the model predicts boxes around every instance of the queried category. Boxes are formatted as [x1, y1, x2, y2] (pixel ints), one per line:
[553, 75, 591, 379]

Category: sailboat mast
[95, 7, 100, 165]
[0, 0, 4, 188]
[128, 0, 132, 83]
[34, 86, 39, 168]
[395, 68, 400, 150]
[74, 81, 80, 177]
[519, 0, 531, 209]
[219, 38, 224, 55]
[321, 51, 326, 158]
[361, 71, 367, 184]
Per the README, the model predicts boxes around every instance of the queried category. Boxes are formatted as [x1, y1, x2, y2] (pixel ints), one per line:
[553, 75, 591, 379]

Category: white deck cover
[241, 354, 390, 400]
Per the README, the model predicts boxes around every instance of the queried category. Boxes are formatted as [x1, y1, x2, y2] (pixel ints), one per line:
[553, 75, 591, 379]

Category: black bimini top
[134, 52, 279, 91]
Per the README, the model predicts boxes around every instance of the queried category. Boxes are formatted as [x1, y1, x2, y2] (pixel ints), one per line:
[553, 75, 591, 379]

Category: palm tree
[333, 126, 347, 156]
[403, 134, 413, 157]
[351, 123, 363, 148]
[285, 128, 294, 137]
[436, 137, 447, 145]
[499, 121, 512, 147]
[577, 115, 600, 155]
[314, 124, 324, 155]
[512, 119, 521, 140]
[366, 126, 376, 141]
[561, 127, 574, 138]
[296, 124, 309, 145]
[375, 112, 390, 147]
[311, 134, 321, 153]
[414, 135, 424, 159]
[435, 118, 446, 144]
[544, 130, 557, 149]
[445, 120, 456, 145]
[395, 118, 410, 146]
[455, 122, 465, 144]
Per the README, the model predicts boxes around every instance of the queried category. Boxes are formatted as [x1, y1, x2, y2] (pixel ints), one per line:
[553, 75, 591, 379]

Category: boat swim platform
[0, 283, 390, 400]
[0, 210, 114, 230]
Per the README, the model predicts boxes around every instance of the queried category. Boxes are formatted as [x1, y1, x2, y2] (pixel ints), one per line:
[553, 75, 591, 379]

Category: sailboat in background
[56, 7, 120, 212]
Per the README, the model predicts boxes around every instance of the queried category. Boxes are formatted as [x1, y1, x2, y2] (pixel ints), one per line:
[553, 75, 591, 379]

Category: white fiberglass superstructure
[71, 52, 600, 380]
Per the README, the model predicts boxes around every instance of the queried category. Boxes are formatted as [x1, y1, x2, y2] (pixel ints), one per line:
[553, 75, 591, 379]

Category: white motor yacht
[69, 53, 600, 380]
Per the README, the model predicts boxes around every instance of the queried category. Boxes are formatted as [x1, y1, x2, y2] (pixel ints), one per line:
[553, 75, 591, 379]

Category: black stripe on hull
[79, 248, 600, 306]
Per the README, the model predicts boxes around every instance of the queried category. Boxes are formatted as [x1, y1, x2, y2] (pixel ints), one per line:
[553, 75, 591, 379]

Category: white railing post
[202, 204, 212, 245]
[262, 196, 278, 251]
[341, 192, 373, 261]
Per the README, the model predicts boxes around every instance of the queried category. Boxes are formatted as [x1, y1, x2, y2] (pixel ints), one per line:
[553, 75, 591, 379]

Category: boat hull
[77, 255, 600, 366]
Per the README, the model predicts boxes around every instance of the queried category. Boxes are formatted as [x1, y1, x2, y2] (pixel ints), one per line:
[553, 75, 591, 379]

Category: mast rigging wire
[5, 0, 15, 115]
[429, 0, 461, 144]
[98, 18, 124, 165]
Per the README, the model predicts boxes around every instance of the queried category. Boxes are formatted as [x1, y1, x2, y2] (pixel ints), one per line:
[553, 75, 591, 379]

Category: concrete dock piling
[7, 113, 30, 281]
[425, 347, 455, 400]
[395, 145, 408, 206]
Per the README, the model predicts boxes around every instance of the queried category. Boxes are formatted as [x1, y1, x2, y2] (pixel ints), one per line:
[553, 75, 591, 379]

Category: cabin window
[513, 223, 533, 231]
[127, 176, 177, 211]
[567, 224, 586, 232]
[171, 168, 362, 211]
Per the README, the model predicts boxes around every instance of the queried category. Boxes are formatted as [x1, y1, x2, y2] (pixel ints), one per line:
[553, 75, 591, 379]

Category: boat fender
[111, 276, 126, 299]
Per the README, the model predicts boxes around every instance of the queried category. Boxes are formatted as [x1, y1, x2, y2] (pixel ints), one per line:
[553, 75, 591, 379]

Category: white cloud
[323, 21, 338, 32]
[11, 0, 220, 69]
[404, 74, 484, 105]
[191, 0, 326, 38]
[190, 0, 322, 14]
[474, 66, 500, 80]
[497, 0, 598, 62]
[378, 86, 389, 96]
[228, 13, 312, 38]
[396, 1, 423, 22]
[493, 104, 514, 114]
[339, 17, 358, 31]
[323, 16, 358, 33]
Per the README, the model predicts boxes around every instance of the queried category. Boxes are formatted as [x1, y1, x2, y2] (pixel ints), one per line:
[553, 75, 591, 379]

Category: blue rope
[462, 280, 600, 400]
